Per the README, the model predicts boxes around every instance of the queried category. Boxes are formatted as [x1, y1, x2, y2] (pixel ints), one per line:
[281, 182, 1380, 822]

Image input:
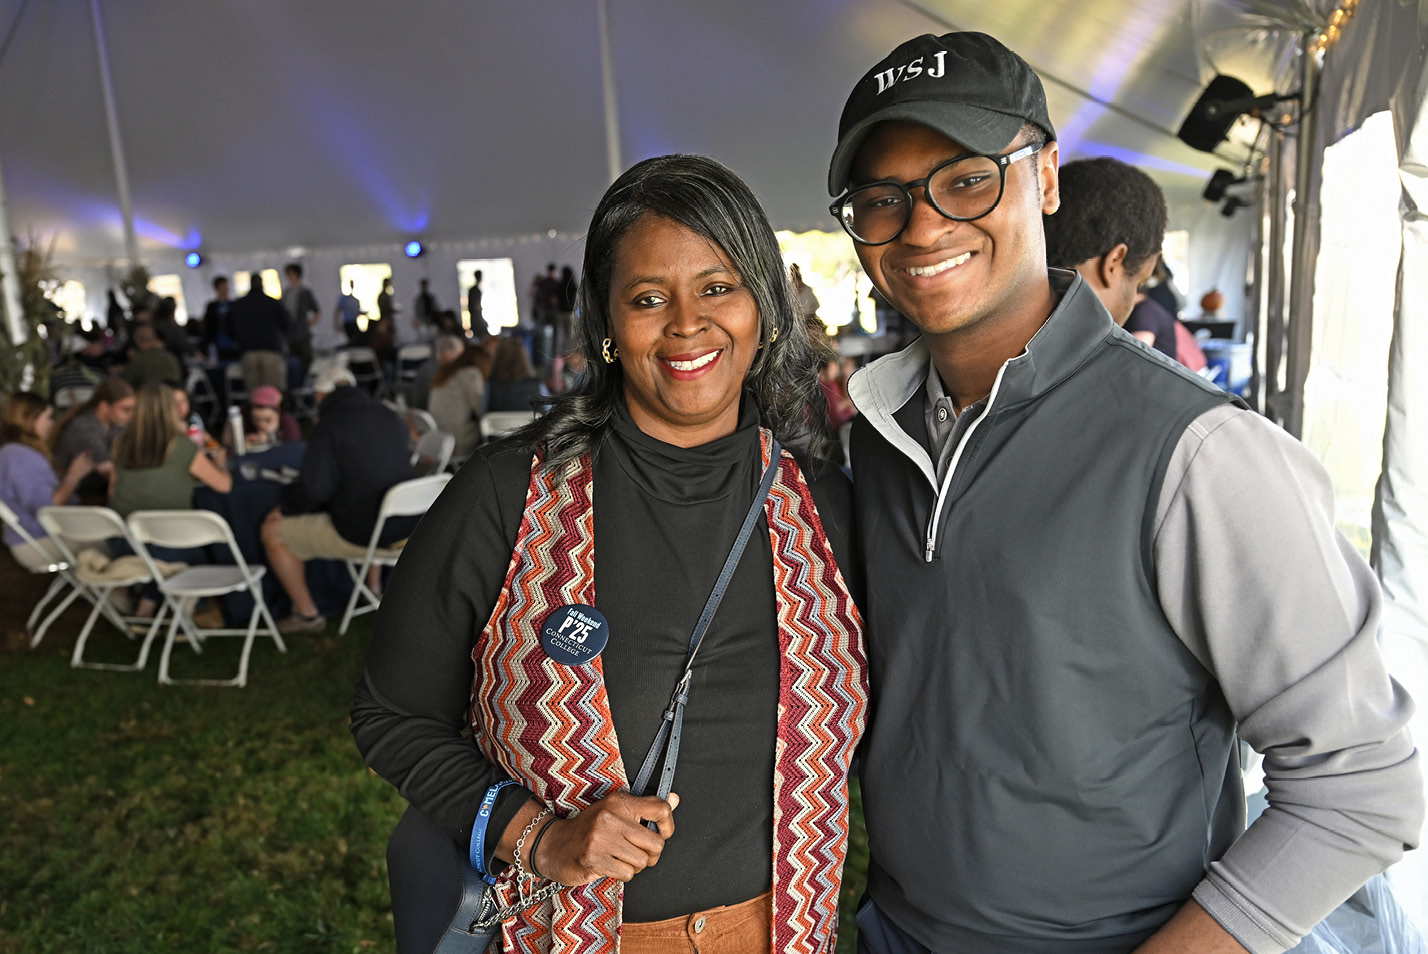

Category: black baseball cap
[828, 32, 1056, 196]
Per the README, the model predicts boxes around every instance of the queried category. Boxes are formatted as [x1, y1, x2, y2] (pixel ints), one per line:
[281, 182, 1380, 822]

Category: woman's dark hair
[519, 153, 828, 464]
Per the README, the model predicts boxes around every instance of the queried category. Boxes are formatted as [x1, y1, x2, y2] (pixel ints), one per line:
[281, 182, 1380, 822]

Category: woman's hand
[507, 791, 678, 887]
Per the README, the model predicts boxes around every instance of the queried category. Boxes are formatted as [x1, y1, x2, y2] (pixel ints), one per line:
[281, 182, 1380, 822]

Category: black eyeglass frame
[829, 142, 1044, 247]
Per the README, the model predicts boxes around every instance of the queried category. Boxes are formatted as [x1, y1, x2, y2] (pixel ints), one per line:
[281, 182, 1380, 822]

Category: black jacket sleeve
[350, 441, 533, 854]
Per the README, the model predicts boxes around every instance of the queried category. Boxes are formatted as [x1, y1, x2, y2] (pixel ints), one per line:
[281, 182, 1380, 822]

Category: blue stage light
[404, 240, 424, 258]
[185, 251, 204, 268]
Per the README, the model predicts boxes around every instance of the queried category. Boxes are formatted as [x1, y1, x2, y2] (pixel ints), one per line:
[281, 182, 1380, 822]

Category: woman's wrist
[528, 815, 557, 880]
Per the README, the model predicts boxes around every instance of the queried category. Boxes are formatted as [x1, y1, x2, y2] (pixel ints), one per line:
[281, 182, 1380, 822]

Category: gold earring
[760, 326, 779, 349]
[601, 338, 619, 363]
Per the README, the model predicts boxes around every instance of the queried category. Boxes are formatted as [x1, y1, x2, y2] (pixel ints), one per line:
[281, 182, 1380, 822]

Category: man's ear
[1039, 141, 1061, 215]
[1097, 243, 1130, 289]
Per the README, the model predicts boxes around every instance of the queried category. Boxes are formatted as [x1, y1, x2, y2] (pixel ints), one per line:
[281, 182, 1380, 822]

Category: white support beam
[597, 0, 623, 184]
[89, 0, 139, 268]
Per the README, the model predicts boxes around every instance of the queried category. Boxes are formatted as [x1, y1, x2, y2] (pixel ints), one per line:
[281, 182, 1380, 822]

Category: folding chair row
[35, 506, 286, 688]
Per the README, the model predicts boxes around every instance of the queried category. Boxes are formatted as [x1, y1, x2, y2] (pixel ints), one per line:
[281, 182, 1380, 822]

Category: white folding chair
[224, 362, 248, 406]
[410, 429, 454, 476]
[185, 365, 219, 427]
[2, 500, 90, 648]
[393, 343, 432, 405]
[338, 474, 450, 636]
[126, 510, 286, 687]
[292, 355, 334, 421]
[407, 407, 437, 438]
[479, 410, 538, 443]
[35, 505, 170, 670]
[338, 346, 386, 399]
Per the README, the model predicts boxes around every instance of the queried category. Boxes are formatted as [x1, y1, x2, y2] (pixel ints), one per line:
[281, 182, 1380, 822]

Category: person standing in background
[282, 263, 320, 381]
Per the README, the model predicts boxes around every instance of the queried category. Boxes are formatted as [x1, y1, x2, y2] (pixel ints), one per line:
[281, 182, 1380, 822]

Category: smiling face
[850, 121, 1060, 341]
[607, 214, 761, 447]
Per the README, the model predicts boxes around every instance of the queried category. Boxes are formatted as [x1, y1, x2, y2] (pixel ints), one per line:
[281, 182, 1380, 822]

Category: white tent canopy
[0, 1, 1270, 262]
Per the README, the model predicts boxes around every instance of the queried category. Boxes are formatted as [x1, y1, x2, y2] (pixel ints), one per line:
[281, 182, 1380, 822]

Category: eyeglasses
[829, 143, 1043, 247]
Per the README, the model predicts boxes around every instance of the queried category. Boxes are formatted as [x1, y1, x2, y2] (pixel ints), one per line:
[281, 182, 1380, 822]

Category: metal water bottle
[227, 405, 246, 457]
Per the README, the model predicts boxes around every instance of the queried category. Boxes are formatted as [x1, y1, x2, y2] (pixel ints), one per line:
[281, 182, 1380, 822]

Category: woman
[485, 336, 547, 412]
[427, 334, 486, 458]
[0, 392, 95, 570]
[352, 155, 868, 954]
[50, 377, 135, 501]
[109, 383, 232, 621]
[110, 382, 231, 517]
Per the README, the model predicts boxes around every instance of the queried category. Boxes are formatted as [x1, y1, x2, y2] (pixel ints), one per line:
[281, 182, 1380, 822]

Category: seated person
[50, 378, 135, 502]
[171, 385, 213, 448]
[108, 382, 232, 618]
[1125, 296, 1179, 361]
[110, 382, 232, 517]
[48, 333, 104, 401]
[122, 324, 183, 390]
[485, 335, 547, 412]
[260, 366, 417, 633]
[0, 392, 95, 570]
[426, 335, 485, 459]
[243, 385, 301, 449]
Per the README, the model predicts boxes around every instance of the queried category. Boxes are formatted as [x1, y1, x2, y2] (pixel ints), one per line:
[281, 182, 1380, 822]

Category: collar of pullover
[850, 269, 1115, 427]
[604, 394, 761, 505]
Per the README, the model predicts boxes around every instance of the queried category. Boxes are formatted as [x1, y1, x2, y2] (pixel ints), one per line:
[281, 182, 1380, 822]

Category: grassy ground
[0, 562, 868, 953]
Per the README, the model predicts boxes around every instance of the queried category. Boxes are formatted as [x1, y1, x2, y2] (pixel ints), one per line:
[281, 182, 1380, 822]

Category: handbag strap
[630, 439, 781, 806]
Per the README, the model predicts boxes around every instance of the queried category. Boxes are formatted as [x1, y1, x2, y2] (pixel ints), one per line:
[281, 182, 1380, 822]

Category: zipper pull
[924, 534, 935, 563]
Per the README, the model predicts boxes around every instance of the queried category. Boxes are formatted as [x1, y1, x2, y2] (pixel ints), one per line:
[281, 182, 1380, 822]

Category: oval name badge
[540, 604, 610, 666]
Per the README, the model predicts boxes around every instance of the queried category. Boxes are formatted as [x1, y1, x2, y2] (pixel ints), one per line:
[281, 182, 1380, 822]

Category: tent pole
[89, 0, 139, 268]
[0, 153, 26, 348]
[1263, 128, 1288, 419]
[1282, 34, 1322, 439]
[597, 0, 623, 183]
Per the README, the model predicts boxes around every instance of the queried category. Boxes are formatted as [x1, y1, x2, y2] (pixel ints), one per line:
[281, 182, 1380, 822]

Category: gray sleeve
[1153, 404, 1424, 954]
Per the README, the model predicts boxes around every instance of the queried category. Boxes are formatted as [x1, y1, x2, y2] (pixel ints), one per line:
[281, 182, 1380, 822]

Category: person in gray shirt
[827, 31, 1423, 954]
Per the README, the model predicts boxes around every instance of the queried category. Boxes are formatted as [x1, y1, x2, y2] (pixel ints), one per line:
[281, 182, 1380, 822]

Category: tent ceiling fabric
[0, 0, 1300, 264]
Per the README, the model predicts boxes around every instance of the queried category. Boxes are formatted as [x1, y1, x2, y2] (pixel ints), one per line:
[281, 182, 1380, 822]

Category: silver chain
[471, 806, 574, 932]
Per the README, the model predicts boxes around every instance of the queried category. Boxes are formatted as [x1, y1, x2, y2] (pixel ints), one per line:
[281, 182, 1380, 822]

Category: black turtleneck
[351, 398, 859, 922]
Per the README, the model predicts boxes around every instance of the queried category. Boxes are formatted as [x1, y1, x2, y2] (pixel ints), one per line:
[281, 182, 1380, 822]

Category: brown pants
[619, 889, 771, 954]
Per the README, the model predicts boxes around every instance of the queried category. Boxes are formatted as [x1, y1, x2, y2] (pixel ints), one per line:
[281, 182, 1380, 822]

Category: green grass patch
[0, 613, 869, 952]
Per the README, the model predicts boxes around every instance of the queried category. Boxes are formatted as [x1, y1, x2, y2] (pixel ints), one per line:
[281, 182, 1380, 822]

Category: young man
[1043, 157, 1180, 359]
[282, 262, 320, 378]
[828, 32, 1422, 954]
